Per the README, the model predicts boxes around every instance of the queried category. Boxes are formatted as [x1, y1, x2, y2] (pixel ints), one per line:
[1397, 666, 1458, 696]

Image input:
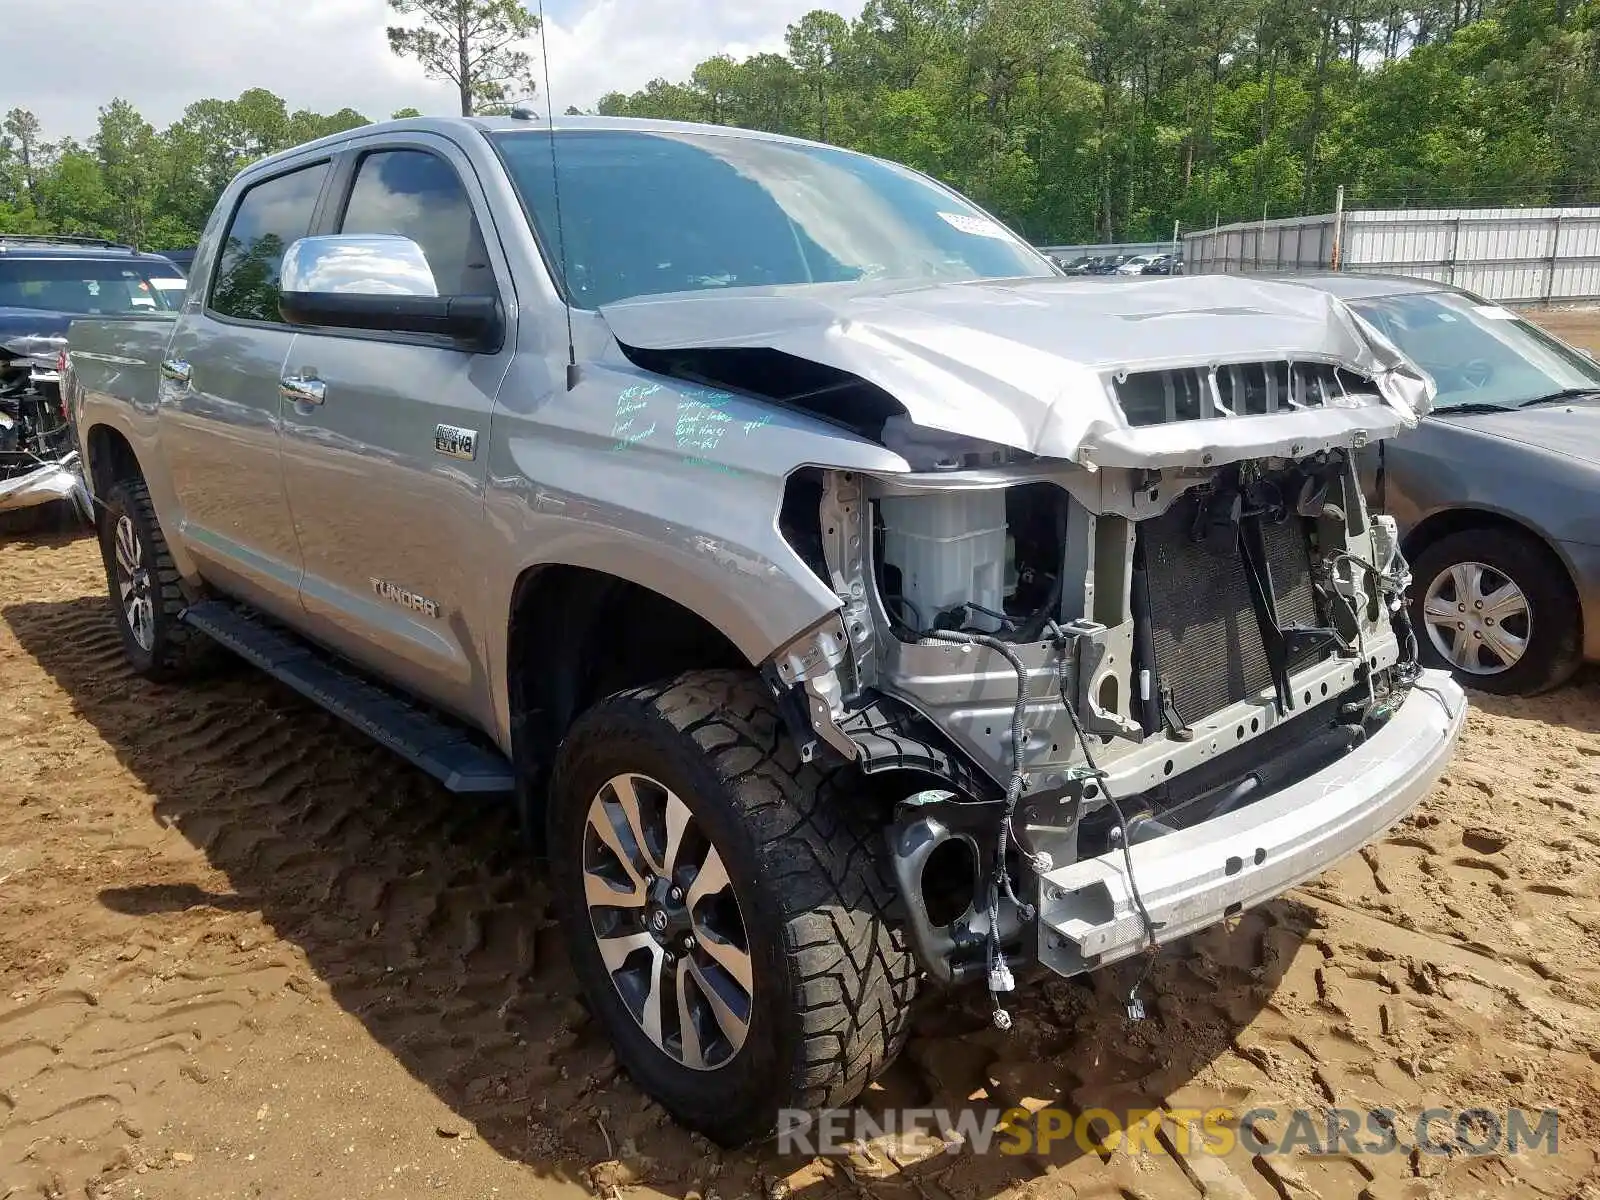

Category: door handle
[160, 358, 192, 385]
[280, 374, 326, 406]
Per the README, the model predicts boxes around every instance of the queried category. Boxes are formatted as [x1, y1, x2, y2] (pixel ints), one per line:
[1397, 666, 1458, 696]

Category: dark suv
[0, 237, 185, 523]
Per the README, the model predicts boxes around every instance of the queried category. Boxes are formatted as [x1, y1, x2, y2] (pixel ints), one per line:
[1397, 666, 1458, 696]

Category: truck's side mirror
[277, 234, 501, 352]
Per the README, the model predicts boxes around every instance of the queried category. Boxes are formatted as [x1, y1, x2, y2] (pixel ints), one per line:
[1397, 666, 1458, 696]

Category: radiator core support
[834, 450, 1401, 814]
[799, 450, 1410, 987]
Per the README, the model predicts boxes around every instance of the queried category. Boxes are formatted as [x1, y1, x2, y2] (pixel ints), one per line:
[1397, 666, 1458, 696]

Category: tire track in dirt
[3, 534, 1600, 1199]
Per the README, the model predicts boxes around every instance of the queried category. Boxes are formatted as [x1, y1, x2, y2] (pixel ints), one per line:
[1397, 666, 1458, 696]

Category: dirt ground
[4, 312, 1600, 1200]
[1519, 306, 1600, 354]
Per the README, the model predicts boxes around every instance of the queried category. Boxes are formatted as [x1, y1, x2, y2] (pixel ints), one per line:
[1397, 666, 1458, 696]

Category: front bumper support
[0, 452, 93, 521]
[1036, 670, 1466, 976]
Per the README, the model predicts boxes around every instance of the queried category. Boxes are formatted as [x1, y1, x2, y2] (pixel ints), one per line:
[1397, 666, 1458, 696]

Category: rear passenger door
[158, 157, 333, 616]
[278, 136, 514, 726]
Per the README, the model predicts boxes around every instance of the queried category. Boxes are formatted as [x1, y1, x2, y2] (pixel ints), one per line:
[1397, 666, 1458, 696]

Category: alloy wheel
[113, 514, 155, 652]
[1422, 559, 1530, 675]
[582, 773, 753, 1071]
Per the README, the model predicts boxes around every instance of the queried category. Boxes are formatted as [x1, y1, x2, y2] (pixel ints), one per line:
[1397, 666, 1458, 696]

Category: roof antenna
[535, 0, 578, 390]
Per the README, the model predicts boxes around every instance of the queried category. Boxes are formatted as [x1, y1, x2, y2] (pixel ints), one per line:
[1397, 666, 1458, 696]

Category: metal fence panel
[1183, 204, 1600, 304]
[1183, 216, 1334, 274]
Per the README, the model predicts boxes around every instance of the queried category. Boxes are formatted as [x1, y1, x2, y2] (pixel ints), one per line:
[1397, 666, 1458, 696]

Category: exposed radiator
[1141, 497, 1323, 721]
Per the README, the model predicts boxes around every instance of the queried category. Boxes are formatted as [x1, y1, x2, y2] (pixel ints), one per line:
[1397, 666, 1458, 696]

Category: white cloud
[540, 0, 845, 111]
[7, 0, 860, 142]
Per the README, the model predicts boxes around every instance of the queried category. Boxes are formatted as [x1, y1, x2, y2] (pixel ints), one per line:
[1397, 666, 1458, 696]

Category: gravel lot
[3, 310, 1599, 1200]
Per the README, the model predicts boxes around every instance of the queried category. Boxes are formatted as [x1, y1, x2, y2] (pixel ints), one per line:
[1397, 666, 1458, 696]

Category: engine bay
[0, 337, 88, 521]
[775, 444, 1422, 996]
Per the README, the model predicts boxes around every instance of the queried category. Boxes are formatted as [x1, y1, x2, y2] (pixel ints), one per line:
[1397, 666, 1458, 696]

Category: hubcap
[582, 773, 753, 1071]
[113, 514, 155, 652]
[1422, 559, 1530, 675]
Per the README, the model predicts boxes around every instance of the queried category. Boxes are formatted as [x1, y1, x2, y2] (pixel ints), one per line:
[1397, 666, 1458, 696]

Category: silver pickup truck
[65, 114, 1465, 1145]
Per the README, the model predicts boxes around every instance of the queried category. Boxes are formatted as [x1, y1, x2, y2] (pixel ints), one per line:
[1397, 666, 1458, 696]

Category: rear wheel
[547, 670, 916, 1146]
[97, 478, 211, 680]
[1409, 528, 1581, 696]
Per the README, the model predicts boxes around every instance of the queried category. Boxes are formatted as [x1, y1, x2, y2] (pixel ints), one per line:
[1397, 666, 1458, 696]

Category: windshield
[1348, 290, 1600, 410]
[0, 257, 186, 315]
[491, 129, 1053, 308]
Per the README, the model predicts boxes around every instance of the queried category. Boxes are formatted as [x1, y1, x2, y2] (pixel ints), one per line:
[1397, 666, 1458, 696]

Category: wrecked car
[1, 236, 186, 526]
[63, 116, 1466, 1146]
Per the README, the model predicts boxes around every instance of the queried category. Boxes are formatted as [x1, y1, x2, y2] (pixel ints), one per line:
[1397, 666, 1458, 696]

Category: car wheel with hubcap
[1409, 527, 1581, 696]
[113, 512, 156, 653]
[96, 478, 211, 680]
[581, 770, 754, 1071]
[547, 670, 916, 1146]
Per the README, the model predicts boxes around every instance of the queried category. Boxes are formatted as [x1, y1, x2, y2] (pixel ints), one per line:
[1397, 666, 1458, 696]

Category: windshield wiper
[1437, 401, 1514, 415]
[1517, 387, 1600, 408]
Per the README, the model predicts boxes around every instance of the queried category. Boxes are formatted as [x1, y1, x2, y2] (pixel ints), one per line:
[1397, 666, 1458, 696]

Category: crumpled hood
[1441, 399, 1600, 467]
[600, 274, 1435, 468]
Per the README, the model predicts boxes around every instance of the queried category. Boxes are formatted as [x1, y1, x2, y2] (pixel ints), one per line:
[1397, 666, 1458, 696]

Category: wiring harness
[913, 613, 1166, 1029]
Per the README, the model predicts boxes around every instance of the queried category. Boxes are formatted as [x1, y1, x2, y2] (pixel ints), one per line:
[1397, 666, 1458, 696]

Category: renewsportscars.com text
[776, 1105, 1560, 1158]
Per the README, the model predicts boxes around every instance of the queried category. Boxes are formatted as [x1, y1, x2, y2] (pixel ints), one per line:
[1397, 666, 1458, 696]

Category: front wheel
[1409, 528, 1582, 696]
[547, 670, 916, 1146]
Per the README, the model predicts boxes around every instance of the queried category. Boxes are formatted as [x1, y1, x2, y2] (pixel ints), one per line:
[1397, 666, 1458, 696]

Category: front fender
[480, 358, 910, 748]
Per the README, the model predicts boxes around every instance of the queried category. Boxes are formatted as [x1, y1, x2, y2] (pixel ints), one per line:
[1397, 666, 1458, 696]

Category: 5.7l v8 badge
[435, 424, 478, 460]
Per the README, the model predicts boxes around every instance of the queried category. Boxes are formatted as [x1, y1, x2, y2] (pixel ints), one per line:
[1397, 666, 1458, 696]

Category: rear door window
[209, 161, 331, 323]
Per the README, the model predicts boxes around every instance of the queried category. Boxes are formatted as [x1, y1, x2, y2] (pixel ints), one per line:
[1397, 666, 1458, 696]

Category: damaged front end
[768, 372, 1466, 1010]
[772, 443, 1463, 1000]
[606, 276, 1467, 1010]
[0, 335, 91, 521]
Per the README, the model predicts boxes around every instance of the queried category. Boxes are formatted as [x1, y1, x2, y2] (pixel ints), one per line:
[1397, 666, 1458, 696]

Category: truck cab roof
[243, 112, 875, 179]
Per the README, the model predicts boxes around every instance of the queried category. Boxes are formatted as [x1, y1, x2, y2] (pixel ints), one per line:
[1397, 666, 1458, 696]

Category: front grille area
[1141, 496, 1323, 720]
[1113, 360, 1372, 428]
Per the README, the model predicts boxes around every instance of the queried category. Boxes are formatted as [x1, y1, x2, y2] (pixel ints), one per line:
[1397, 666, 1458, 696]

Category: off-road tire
[97, 478, 212, 681]
[547, 669, 917, 1146]
[1409, 527, 1582, 696]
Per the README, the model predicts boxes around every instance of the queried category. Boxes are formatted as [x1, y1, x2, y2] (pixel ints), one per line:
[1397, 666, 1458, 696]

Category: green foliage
[0, 93, 372, 248]
[594, 0, 1600, 240]
[7, 0, 1599, 250]
[386, 0, 539, 117]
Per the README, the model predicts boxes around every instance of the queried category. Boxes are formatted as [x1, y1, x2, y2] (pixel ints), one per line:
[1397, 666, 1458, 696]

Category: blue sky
[13, 0, 861, 141]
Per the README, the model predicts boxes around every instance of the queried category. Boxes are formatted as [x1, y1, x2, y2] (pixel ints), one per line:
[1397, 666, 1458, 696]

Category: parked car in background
[1053, 254, 1093, 274]
[1115, 254, 1157, 275]
[152, 248, 196, 275]
[1141, 253, 1183, 275]
[1, 236, 185, 525]
[1083, 254, 1127, 274]
[1284, 272, 1600, 695]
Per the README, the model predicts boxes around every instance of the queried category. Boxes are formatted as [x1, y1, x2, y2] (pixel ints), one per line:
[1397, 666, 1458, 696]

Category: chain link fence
[1181, 188, 1600, 304]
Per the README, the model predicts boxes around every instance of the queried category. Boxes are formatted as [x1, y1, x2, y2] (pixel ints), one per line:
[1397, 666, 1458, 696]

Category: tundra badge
[370, 578, 441, 619]
[435, 424, 478, 460]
